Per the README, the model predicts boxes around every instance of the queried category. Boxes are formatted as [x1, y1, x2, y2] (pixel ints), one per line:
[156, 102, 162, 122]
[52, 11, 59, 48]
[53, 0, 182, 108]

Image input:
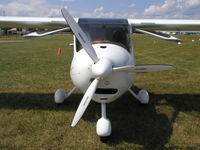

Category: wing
[128, 19, 200, 31]
[1, 16, 200, 31]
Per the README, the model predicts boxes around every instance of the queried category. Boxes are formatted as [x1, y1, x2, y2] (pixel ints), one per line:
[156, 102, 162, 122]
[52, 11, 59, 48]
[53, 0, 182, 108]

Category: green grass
[0, 34, 200, 150]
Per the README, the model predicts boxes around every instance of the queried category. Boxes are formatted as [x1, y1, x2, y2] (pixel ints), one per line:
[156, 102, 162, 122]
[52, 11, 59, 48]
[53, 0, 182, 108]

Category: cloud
[80, 0, 200, 19]
[143, 0, 200, 19]
[82, 7, 115, 18]
[0, 0, 62, 17]
[81, 7, 138, 18]
[0, 0, 199, 19]
[128, 3, 135, 8]
[83, 1, 200, 19]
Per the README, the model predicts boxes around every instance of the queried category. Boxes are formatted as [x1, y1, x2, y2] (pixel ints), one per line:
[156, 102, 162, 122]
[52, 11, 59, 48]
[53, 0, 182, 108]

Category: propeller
[71, 78, 99, 127]
[113, 64, 175, 73]
[61, 8, 102, 127]
[61, 8, 99, 63]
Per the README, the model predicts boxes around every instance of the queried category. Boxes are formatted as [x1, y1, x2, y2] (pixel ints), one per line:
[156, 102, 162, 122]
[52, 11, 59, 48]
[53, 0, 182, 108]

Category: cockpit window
[76, 18, 130, 52]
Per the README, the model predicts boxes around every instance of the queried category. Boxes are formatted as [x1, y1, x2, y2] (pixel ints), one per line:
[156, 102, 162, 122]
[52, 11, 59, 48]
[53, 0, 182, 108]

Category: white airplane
[1, 8, 200, 138]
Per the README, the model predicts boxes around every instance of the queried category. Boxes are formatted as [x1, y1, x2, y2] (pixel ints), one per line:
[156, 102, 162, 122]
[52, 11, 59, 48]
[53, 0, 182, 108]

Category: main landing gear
[128, 88, 149, 104]
[54, 87, 77, 104]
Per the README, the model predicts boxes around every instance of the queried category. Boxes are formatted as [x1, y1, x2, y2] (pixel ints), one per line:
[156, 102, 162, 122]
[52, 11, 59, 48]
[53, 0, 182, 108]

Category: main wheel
[138, 89, 149, 104]
[54, 89, 66, 104]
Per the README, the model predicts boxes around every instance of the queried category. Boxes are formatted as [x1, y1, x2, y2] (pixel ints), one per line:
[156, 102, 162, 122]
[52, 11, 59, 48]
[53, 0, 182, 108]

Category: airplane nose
[92, 58, 113, 77]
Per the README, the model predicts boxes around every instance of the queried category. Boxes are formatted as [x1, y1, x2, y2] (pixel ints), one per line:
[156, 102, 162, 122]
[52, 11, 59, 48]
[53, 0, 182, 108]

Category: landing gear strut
[54, 87, 77, 104]
[129, 88, 149, 104]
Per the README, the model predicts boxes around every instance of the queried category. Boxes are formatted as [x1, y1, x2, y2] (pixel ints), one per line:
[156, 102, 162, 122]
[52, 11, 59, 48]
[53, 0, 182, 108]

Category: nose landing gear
[96, 103, 112, 137]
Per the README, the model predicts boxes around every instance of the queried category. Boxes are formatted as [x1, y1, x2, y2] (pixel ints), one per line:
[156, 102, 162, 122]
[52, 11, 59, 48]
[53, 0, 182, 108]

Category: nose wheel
[96, 103, 112, 137]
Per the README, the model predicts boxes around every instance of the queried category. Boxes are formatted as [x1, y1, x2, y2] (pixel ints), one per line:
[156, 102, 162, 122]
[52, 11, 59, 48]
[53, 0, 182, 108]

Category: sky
[0, 0, 200, 19]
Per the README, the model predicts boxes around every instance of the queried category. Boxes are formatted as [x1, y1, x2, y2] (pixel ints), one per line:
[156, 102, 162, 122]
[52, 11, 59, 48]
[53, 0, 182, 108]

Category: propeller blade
[61, 8, 99, 63]
[71, 78, 99, 127]
[113, 64, 175, 73]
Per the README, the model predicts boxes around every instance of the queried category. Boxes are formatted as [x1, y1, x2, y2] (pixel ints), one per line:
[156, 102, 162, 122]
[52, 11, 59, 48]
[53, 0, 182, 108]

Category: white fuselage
[70, 39, 135, 103]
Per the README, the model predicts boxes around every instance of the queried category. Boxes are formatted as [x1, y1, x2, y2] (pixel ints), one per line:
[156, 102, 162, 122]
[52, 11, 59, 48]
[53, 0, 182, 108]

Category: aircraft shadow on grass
[0, 88, 200, 149]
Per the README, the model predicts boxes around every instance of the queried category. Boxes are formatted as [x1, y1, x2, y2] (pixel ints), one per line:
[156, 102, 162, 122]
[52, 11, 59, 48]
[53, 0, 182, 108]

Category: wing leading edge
[0, 16, 73, 29]
[0, 15, 200, 31]
[128, 19, 200, 31]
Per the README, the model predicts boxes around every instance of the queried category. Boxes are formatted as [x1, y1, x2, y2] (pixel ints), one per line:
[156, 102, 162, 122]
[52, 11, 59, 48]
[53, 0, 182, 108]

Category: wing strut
[134, 28, 182, 43]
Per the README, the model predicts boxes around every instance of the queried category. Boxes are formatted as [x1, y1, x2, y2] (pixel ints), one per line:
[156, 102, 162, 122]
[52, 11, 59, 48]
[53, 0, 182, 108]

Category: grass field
[0, 34, 200, 150]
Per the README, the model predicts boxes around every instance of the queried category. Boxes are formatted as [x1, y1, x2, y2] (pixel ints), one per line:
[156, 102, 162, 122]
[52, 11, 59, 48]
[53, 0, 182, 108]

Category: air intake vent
[95, 88, 118, 94]
[100, 46, 107, 48]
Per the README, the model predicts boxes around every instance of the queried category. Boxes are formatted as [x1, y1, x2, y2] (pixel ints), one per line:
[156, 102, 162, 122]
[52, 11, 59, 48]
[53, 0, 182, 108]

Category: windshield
[76, 18, 130, 52]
